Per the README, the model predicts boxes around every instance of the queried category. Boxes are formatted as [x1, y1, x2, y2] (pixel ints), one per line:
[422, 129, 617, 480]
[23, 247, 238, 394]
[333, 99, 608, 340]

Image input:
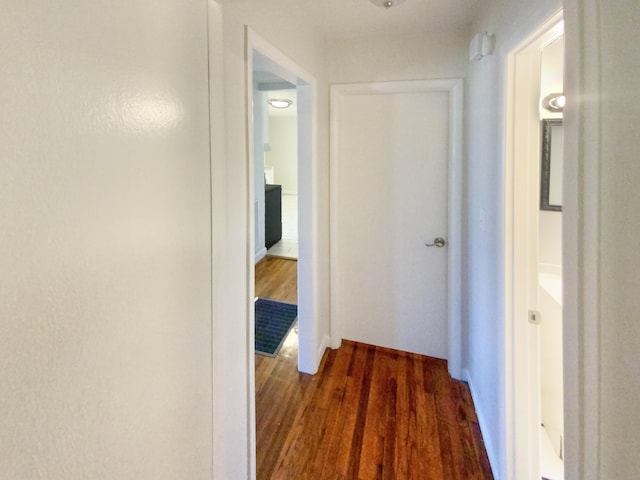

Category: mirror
[540, 119, 563, 211]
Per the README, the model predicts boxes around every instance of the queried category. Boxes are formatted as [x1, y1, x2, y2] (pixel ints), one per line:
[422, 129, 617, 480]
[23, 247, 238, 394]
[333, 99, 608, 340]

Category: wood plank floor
[255, 256, 493, 480]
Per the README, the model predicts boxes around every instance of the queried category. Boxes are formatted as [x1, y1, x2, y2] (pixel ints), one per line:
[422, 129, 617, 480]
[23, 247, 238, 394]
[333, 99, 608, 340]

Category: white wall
[266, 115, 298, 194]
[217, 2, 329, 478]
[539, 211, 562, 266]
[0, 1, 213, 478]
[464, 1, 561, 478]
[327, 30, 469, 83]
[538, 280, 564, 455]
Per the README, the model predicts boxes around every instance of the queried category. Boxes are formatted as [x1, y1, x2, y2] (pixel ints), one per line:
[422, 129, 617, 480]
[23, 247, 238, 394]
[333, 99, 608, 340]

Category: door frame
[329, 79, 464, 380]
[246, 28, 320, 376]
[503, 11, 564, 479]
[245, 26, 320, 479]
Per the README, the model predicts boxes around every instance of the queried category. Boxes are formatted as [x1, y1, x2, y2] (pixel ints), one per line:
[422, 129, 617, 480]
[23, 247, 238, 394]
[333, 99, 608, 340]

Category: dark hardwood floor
[255, 256, 493, 480]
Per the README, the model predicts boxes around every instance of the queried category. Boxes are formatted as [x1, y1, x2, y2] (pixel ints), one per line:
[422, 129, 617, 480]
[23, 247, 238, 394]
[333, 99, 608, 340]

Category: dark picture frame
[540, 118, 563, 212]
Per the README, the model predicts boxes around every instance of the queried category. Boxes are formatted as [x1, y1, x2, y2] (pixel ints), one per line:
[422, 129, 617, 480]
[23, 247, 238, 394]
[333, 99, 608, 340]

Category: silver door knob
[425, 237, 446, 247]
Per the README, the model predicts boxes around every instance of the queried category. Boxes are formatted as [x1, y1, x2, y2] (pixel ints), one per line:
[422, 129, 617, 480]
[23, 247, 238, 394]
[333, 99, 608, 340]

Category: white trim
[329, 87, 343, 350]
[503, 11, 564, 480]
[316, 334, 330, 368]
[245, 30, 321, 479]
[329, 79, 464, 380]
[563, 1, 602, 478]
[208, 2, 236, 479]
[463, 369, 499, 479]
[244, 28, 257, 480]
[254, 247, 267, 264]
[447, 79, 464, 380]
[246, 29, 320, 373]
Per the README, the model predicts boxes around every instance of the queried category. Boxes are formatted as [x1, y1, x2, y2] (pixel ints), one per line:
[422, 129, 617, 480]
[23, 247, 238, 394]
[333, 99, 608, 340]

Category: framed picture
[540, 118, 563, 211]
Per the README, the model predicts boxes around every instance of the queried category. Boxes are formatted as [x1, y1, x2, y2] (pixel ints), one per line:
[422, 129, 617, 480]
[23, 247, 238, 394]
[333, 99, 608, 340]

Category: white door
[331, 81, 459, 360]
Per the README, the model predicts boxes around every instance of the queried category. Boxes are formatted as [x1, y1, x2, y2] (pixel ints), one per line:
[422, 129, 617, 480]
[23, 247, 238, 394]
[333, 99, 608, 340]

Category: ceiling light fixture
[369, 0, 406, 10]
[267, 98, 293, 109]
[542, 93, 565, 113]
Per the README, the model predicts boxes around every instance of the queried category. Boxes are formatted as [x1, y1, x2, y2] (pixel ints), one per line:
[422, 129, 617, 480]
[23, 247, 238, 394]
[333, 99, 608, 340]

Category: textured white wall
[0, 1, 213, 478]
[464, 1, 561, 478]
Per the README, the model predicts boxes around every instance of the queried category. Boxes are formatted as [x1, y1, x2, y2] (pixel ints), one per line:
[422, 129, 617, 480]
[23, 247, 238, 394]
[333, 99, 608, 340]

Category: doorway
[330, 79, 463, 379]
[252, 78, 298, 262]
[246, 26, 320, 479]
[246, 29, 319, 374]
[503, 11, 564, 480]
[264, 87, 298, 260]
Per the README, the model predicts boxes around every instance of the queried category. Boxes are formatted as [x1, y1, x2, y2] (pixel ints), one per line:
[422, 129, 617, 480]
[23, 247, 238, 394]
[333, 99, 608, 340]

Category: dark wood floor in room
[255, 256, 493, 480]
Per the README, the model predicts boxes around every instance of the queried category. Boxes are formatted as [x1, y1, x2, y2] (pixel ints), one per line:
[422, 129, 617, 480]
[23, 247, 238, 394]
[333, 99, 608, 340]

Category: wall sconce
[542, 93, 565, 113]
[267, 99, 293, 109]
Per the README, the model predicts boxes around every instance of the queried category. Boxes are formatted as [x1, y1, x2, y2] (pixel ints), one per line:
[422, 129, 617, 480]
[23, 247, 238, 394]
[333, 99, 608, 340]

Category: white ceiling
[219, 0, 487, 41]
[236, 0, 489, 118]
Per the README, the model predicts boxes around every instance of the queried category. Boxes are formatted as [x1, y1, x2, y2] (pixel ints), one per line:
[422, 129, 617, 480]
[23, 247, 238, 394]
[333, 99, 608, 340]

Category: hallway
[5, 1, 639, 478]
[255, 258, 492, 479]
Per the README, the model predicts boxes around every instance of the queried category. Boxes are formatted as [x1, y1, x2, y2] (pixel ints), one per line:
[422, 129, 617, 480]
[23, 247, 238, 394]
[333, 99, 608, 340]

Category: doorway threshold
[267, 239, 298, 259]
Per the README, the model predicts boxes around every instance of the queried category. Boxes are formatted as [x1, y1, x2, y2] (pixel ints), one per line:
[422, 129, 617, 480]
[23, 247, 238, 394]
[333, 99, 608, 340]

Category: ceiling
[237, 0, 489, 118]
[219, 0, 487, 41]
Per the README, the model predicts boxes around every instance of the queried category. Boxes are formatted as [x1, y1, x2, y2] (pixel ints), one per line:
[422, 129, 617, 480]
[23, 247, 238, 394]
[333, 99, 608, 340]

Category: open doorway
[246, 27, 320, 479]
[503, 11, 564, 480]
[252, 77, 298, 263]
[246, 29, 319, 376]
[264, 88, 298, 259]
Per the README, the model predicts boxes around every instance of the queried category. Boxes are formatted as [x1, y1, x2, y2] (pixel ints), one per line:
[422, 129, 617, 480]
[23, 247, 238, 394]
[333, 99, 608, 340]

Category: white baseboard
[463, 368, 500, 480]
[254, 247, 267, 264]
[315, 334, 331, 372]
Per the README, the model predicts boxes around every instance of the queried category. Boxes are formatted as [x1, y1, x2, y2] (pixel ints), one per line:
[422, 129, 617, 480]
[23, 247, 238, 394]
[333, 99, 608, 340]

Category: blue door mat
[255, 298, 298, 357]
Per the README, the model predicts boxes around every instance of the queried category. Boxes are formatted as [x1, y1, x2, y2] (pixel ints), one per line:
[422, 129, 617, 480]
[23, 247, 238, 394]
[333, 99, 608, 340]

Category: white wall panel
[0, 0, 212, 478]
[595, 2, 640, 477]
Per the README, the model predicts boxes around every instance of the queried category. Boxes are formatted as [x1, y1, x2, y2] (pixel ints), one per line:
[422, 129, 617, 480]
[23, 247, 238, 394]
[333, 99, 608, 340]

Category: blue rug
[255, 298, 298, 357]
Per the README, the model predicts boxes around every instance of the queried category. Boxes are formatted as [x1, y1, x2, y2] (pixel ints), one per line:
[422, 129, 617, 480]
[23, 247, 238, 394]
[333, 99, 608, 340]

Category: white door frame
[246, 29, 320, 374]
[245, 27, 320, 480]
[503, 12, 564, 479]
[330, 79, 464, 380]
[563, 1, 603, 478]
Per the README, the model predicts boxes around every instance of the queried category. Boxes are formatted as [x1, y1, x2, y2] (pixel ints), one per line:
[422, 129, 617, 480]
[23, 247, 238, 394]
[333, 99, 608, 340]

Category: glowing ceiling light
[267, 99, 293, 109]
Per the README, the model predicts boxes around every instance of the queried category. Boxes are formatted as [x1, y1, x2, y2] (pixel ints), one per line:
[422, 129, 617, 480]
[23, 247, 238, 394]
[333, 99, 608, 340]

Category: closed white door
[331, 85, 452, 359]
